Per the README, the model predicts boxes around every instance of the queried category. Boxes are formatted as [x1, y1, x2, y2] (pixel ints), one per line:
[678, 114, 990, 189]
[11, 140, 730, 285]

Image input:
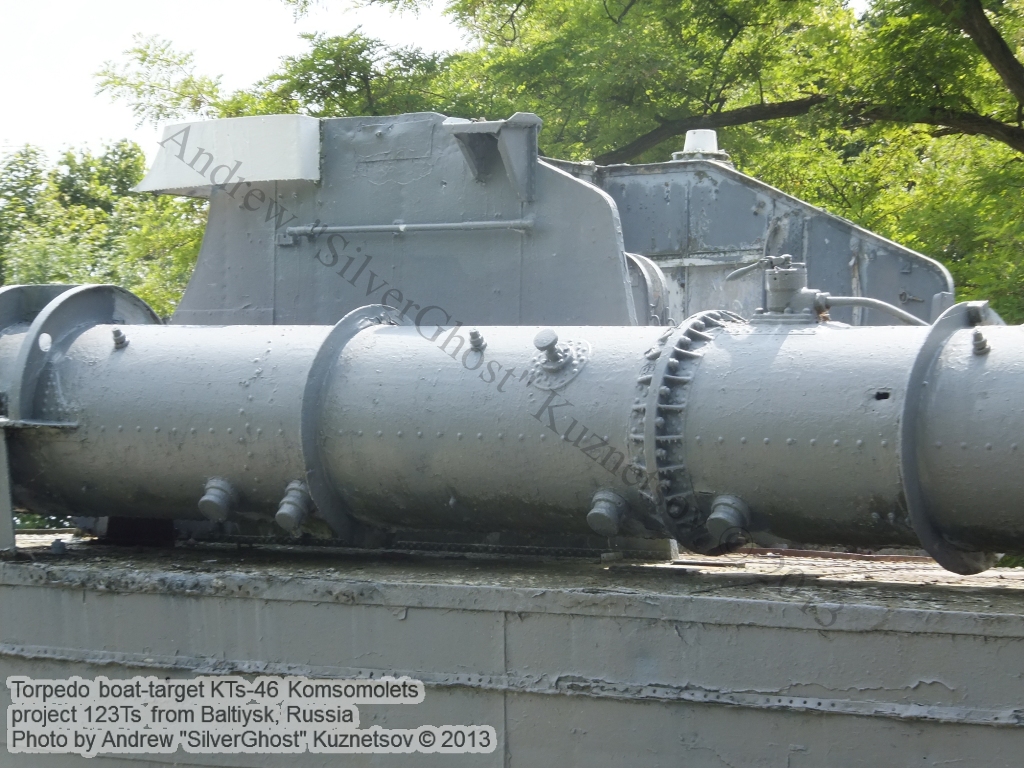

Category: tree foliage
[98, 31, 450, 124]
[0, 143, 205, 317]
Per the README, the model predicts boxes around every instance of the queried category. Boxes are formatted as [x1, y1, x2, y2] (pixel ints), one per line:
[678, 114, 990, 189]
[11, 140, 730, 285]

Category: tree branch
[593, 96, 826, 164]
[861, 104, 1024, 153]
[926, 0, 1024, 105]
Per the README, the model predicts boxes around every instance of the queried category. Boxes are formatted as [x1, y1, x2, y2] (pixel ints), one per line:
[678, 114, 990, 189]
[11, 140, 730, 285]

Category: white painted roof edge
[133, 114, 321, 197]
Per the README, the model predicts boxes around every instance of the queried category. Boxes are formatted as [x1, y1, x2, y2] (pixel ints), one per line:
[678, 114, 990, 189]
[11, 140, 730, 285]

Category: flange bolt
[112, 328, 128, 350]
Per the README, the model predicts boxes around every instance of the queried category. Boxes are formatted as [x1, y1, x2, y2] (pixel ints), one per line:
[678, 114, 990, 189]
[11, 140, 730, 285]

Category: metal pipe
[285, 218, 535, 237]
[824, 296, 928, 326]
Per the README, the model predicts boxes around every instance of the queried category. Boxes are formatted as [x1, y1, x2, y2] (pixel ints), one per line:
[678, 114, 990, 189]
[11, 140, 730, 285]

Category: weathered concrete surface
[2, 534, 1023, 767]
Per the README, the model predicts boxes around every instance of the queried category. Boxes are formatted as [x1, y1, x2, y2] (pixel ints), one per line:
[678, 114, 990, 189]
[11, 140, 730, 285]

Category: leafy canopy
[0, 142, 205, 317]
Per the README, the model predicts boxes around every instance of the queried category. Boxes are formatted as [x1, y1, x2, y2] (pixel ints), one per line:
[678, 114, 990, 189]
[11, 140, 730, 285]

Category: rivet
[278, 429, 284, 435]
[740, 437, 747, 444]
[377, 431, 383, 437]
[118, 425, 123, 432]
[541, 434, 547, 441]
[856, 439, 863, 447]
[247, 451, 253, 457]
[357, 430, 363, 436]
[961, 442, 967, 449]
[136, 426, 141, 432]
[338, 429, 344, 435]
[498, 433, 504, 439]
[247, 395, 253, 401]
[477, 433, 483, 439]
[986, 443, 993, 450]
[763, 438, 770, 445]
[239, 409, 245, 415]
[935, 441, 942, 448]
[1013, 444, 1019, 451]
[238, 437, 244, 443]
[786, 438, 794, 445]
[227, 428, 233, 434]
[881, 440, 888, 448]
[397, 431, 403, 437]
[717, 436, 724, 444]
[809, 438, 816, 446]
[154, 426, 161, 433]
[695, 435, 702, 443]
[171, 427, 177, 434]
[190, 427, 196, 434]
[518, 434, 525, 440]
[436, 432, 443, 437]
[417, 431, 423, 437]
[833, 439, 840, 447]
[256, 428, 262, 435]
[209, 428, 215, 434]
[245, 423, 251, 430]
[99, 426, 105, 432]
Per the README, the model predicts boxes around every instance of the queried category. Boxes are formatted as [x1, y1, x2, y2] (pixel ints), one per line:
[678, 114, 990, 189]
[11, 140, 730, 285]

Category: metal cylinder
[2, 286, 1022, 573]
[0, 285, 328, 521]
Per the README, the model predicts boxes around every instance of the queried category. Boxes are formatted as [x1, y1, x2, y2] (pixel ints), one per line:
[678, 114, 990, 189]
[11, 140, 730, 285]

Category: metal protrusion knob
[973, 329, 990, 355]
[534, 328, 562, 363]
[706, 495, 751, 550]
[587, 490, 627, 537]
[469, 329, 486, 351]
[112, 328, 128, 350]
[275, 480, 313, 534]
[198, 477, 236, 522]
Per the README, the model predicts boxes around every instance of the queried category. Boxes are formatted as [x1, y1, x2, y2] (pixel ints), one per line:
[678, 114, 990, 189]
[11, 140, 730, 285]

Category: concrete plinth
[2, 535, 1023, 766]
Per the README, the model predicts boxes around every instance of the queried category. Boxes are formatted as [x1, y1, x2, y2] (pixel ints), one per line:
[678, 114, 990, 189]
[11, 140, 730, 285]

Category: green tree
[0, 142, 205, 317]
[0, 147, 47, 280]
[333, 1, 1024, 163]
[97, 31, 450, 124]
